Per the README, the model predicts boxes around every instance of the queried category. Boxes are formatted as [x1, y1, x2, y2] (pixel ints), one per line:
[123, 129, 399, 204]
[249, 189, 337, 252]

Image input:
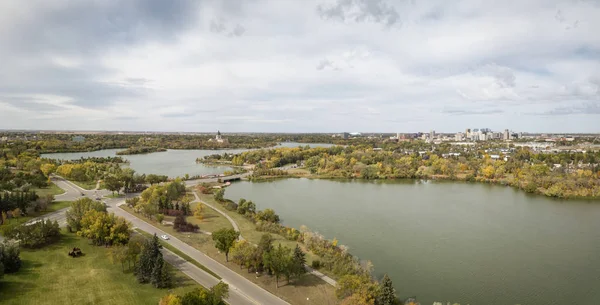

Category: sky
[0, 0, 599, 133]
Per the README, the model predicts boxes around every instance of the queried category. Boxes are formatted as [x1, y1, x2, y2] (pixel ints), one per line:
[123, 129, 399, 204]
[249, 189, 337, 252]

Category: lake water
[41, 143, 335, 178]
[224, 179, 600, 305]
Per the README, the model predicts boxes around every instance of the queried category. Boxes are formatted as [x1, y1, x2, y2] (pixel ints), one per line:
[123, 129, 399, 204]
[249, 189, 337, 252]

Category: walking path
[191, 191, 338, 287]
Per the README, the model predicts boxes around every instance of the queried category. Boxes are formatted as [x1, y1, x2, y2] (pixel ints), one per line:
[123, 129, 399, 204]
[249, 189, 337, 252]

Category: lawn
[31, 182, 65, 197]
[0, 232, 199, 305]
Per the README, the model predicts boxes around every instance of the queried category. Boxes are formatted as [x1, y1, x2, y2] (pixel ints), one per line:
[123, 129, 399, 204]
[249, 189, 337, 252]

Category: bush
[224, 201, 238, 211]
[173, 214, 199, 233]
[311, 260, 321, 269]
[0, 241, 22, 273]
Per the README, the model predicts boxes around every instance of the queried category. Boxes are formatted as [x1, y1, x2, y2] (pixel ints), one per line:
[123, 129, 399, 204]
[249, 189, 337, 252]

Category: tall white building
[503, 129, 510, 141]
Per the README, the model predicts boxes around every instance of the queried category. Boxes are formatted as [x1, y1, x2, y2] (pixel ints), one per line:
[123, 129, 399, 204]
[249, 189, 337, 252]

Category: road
[106, 197, 289, 305]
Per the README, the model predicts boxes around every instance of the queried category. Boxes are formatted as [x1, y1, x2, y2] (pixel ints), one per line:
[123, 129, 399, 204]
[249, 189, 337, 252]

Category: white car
[160, 235, 169, 240]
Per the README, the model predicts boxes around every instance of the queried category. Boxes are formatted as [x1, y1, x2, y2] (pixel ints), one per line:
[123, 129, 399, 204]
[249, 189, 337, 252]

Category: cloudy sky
[1, 0, 599, 133]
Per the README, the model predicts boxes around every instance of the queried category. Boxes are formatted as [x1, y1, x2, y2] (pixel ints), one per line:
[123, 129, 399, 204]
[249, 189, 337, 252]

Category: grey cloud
[540, 102, 600, 116]
[0, 96, 66, 112]
[210, 19, 227, 33]
[1, 0, 201, 56]
[316, 59, 336, 70]
[442, 108, 504, 115]
[230, 24, 246, 37]
[317, 0, 400, 27]
[210, 19, 245, 37]
[0, 63, 147, 109]
[125, 78, 153, 86]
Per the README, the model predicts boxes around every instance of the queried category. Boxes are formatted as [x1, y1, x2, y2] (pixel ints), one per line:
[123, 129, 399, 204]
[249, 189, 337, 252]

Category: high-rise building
[430, 130, 435, 140]
[465, 128, 471, 139]
[503, 129, 510, 141]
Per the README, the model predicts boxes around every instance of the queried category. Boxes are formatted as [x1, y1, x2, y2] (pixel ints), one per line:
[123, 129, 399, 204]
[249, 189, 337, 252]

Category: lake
[41, 143, 336, 178]
[224, 178, 600, 305]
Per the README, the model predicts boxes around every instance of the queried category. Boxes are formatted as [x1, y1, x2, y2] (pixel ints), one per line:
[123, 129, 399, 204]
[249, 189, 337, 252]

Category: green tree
[137, 234, 162, 283]
[104, 175, 124, 195]
[151, 255, 172, 288]
[214, 189, 225, 202]
[212, 228, 239, 262]
[378, 274, 397, 305]
[65, 197, 106, 232]
[263, 244, 292, 288]
[290, 244, 307, 282]
[0, 241, 22, 273]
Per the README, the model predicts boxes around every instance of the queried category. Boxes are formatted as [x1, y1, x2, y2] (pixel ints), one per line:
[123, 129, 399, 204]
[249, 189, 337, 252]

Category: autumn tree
[65, 197, 106, 232]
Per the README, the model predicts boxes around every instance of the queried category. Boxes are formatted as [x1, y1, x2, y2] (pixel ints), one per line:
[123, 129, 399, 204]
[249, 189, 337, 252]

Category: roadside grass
[187, 200, 233, 233]
[135, 229, 221, 280]
[71, 180, 98, 190]
[105, 193, 125, 199]
[121, 203, 337, 305]
[0, 201, 72, 233]
[0, 231, 198, 305]
[31, 182, 65, 196]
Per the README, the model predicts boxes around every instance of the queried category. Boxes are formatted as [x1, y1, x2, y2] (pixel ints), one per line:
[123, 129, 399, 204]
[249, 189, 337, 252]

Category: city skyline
[0, 0, 599, 133]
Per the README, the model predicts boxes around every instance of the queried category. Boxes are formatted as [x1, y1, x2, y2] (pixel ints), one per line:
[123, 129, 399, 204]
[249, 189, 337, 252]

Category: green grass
[31, 182, 66, 197]
[135, 229, 221, 280]
[0, 232, 199, 305]
[71, 180, 98, 190]
[105, 193, 125, 198]
[196, 193, 319, 261]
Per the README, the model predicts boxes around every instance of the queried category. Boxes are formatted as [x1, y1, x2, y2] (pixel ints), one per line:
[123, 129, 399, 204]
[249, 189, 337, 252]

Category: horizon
[1, 0, 599, 132]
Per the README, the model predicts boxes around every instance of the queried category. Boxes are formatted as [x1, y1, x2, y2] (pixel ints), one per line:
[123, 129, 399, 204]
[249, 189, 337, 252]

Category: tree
[0, 241, 22, 273]
[151, 255, 172, 288]
[65, 197, 106, 232]
[104, 175, 124, 195]
[193, 203, 204, 220]
[290, 244, 307, 282]
[378, 274, 397, 305]
[137, 234, 162, 283]
[156, 213, 164, 224]
[230, 240, 255, 271]
[214, 189, 225, 202]
[159, 294, 182, 305]
[108, 246, 129, 272]
[256, 208, 279, 223]
[5, 219, 60, 248]
[36, 194, 54, 212]
[263, 244, 292, 288]
[40, 163, 57, 177]
[212, 228, 239, 262]
[78, 210, 131, 246]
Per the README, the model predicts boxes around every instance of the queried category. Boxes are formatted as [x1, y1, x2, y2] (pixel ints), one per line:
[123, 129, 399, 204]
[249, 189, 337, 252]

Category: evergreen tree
[292, 244, 307, 280]
[151, 255, 167, 288]
[378, 274, 397, 305]
[137, 234, 162, 283]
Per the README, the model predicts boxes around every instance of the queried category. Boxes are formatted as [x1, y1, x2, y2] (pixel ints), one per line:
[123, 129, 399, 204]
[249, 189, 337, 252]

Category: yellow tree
[194, 203, 204, 220]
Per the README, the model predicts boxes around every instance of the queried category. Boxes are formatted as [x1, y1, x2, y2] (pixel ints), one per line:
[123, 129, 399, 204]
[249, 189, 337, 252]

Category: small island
[116, 146, 167, 155]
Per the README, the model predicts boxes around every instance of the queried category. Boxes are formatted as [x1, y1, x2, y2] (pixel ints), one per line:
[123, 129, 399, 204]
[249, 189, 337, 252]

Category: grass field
[31, 182, 66, 197]
[0, 232, 199, 305]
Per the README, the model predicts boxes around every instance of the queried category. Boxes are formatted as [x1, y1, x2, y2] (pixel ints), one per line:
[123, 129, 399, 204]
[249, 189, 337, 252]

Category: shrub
[173, 214, 199, 233]
[311, 260, 321, 269]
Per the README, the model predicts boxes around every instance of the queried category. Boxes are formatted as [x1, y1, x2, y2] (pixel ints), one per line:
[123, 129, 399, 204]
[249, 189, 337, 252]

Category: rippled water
[225, 179, 600, 305]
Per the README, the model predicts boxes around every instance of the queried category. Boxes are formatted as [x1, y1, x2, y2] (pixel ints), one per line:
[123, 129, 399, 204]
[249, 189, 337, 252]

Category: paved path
[191, 192, 337, 287]
[191, 191, 243, 241]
